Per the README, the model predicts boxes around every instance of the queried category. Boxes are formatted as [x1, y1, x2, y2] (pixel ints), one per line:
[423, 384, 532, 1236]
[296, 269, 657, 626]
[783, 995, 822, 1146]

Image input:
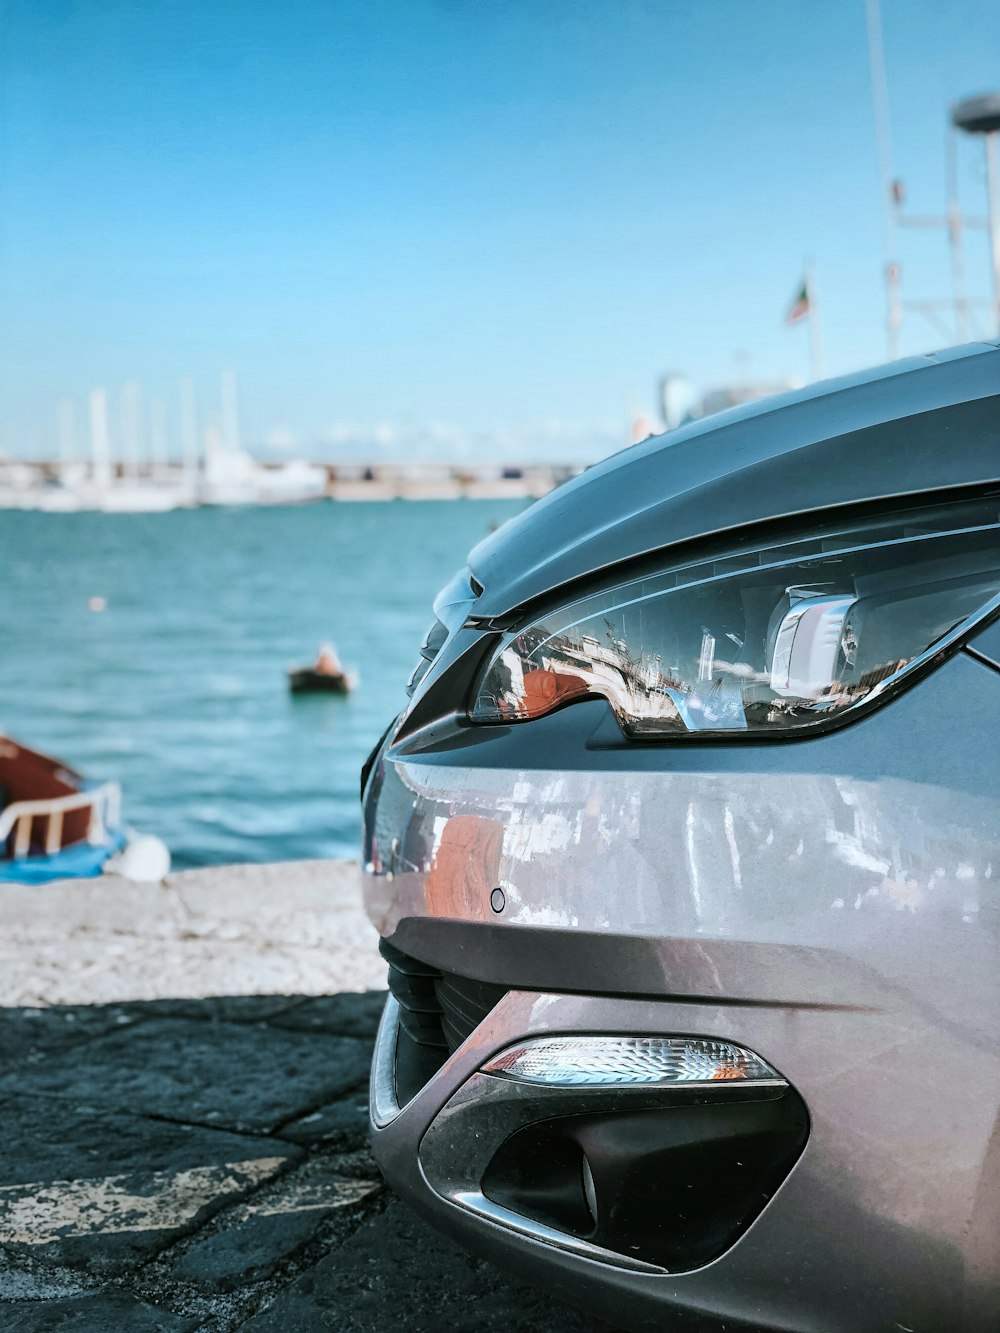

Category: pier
[0, 458, 582, 511]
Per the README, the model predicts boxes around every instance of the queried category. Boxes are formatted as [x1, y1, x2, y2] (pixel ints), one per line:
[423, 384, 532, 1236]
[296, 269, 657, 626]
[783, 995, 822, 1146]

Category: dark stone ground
[0, 993, 621, 1331]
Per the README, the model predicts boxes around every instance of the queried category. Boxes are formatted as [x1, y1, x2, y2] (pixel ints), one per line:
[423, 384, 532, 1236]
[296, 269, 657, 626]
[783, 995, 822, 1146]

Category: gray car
[361, 342, 1000, 1332]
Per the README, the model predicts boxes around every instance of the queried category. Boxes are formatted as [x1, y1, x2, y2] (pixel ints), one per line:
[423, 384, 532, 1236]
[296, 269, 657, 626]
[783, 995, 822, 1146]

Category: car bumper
[363, 652, 1000, 1332]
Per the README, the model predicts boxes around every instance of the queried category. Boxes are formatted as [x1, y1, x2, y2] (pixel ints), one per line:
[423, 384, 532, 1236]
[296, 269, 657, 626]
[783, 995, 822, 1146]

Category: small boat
[288, 666, 353, 695]
[288, 642, 355, 695]
[0, 735, 168, 885]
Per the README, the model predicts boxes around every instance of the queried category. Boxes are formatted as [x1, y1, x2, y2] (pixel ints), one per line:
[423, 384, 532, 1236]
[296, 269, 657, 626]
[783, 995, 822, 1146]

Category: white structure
[89, 388, 112, 490]
[149, 397, 168, 472]
[200, 373, 326, 506]
[119, 380, 143, 479]
[0, 369, 325, 512]
[179, 377, 201, 492]
[221, 368, 241, 454]
[56, 397, 76, 470]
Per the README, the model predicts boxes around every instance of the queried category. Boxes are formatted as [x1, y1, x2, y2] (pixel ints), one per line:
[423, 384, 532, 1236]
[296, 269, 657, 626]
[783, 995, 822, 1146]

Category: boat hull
[288, 669, 351, 695]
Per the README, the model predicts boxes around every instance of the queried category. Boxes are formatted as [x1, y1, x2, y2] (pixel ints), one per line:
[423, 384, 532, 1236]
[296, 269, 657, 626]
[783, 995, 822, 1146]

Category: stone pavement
[0, 864, 620, 1331]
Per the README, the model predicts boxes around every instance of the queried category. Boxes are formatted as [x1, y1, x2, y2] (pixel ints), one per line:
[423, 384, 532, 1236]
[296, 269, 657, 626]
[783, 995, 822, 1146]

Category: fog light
[482, 1035, 784, 1088]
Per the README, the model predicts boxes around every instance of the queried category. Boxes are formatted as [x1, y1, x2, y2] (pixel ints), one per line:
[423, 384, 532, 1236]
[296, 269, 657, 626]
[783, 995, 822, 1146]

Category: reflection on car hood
[469, 342, 1000, 618]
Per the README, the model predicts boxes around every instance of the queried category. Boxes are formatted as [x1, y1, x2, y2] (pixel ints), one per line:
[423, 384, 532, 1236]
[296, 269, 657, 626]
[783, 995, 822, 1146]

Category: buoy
[110, 835, 171, 883]
[88, 596, 107, 613]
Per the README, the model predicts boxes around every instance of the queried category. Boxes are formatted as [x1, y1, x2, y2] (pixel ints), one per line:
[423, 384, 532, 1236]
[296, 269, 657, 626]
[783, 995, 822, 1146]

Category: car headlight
[470, 497, 1000, 739]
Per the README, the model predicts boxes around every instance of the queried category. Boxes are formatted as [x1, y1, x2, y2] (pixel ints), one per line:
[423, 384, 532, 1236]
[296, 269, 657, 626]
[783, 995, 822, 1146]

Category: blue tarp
[0, 833, 124, 885]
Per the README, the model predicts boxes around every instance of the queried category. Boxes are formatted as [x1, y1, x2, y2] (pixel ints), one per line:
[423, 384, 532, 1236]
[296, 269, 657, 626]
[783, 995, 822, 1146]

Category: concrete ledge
[0, 860, 386, 1007]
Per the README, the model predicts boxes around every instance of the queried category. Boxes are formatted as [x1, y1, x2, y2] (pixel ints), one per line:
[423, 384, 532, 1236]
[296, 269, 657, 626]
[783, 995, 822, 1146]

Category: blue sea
[0, 500, 528, 867]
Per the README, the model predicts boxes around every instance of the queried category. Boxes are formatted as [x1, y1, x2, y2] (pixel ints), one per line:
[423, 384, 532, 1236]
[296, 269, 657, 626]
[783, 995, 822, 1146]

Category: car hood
[469, 342, 1000, 619]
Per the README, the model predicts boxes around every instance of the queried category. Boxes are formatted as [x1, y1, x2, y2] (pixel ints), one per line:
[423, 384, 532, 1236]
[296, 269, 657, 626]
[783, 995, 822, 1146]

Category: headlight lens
[470, 498, 1000, 738]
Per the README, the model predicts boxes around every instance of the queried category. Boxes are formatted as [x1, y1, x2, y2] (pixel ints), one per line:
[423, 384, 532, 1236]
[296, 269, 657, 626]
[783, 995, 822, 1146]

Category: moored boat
[0, 736, 168, 884]
[288, 642, 355, 695]
[287, 667, 353, 694]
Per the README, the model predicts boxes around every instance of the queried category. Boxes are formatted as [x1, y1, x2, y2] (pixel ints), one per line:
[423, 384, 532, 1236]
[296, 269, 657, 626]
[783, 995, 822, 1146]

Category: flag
[786, 279, 810, 326]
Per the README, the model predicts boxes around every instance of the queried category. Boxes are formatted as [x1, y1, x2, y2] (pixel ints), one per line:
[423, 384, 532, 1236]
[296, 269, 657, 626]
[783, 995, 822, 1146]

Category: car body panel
[373, 990, 999, 1332]
[367, 655, 997, 1018]
[468, 343, 1000, 618]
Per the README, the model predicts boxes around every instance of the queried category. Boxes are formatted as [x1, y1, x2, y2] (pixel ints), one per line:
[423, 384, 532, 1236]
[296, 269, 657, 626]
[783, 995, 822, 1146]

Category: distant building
[658, 373, 799, 433]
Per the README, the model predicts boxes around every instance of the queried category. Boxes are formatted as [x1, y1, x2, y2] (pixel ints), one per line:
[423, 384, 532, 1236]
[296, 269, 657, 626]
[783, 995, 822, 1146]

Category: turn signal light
[482, 1035, 784, 1088]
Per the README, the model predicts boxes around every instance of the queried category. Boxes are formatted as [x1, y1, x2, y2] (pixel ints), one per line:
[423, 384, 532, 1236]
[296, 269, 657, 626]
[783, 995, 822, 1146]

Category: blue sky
[1, 0, 998, 459]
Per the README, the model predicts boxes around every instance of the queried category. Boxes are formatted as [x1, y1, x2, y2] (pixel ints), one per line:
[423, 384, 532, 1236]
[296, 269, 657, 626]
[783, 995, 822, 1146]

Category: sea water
[0, 499, 528, 867]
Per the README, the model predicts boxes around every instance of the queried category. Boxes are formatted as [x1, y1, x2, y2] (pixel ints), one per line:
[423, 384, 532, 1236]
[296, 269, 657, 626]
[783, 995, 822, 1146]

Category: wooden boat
[0, 736, 123, 883]
[0, 735, 170, 884]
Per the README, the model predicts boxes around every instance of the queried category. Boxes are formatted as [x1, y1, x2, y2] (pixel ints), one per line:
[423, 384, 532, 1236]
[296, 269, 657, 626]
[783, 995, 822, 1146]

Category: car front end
[361, 343, 1000, 1332]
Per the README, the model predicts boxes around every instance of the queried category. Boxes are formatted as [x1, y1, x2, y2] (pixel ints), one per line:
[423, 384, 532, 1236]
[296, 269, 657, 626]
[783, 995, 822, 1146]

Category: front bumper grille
[380, 937, 506, 1094]
[435, 971, 508, 1051]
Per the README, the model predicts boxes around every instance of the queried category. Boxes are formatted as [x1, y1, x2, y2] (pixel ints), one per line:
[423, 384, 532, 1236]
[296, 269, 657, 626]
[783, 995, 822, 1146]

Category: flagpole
[805, 261, 826, 382]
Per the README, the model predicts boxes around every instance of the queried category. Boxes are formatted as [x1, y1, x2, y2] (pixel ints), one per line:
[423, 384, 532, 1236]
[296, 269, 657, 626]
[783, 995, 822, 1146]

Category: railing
[0, 782, 122, 859]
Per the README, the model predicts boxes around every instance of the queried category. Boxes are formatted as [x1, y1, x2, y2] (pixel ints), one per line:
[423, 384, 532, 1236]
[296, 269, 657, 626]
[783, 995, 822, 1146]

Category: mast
[180, 377, 200, 491]
[89, 388, 112, 490]
[56, 397, 76, 474]
[221, 369, 240, 454]
[805, 261, 826, 382]
[149, 397, 168, 474]
[120, 380, 143, 480]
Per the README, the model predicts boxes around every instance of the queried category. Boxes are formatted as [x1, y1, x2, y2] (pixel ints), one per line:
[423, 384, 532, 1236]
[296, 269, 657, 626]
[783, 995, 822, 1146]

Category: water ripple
[0, 500, 525, 866]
